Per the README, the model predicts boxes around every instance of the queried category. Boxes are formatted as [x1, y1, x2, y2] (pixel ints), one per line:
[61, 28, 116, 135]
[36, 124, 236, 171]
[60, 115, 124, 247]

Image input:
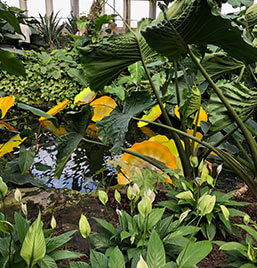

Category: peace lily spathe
[137, 255, 148, 268]
[146, 189, 155, 203]
[14, 188, 22, 203]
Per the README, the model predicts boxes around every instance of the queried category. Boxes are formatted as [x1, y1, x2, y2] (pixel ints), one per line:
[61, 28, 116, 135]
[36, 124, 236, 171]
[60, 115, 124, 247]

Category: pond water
[31, 133, 117, 193]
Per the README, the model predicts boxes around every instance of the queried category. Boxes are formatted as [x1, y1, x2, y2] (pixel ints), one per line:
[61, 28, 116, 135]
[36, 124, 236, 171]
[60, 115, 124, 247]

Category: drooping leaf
[0, 96, 15, 119]
[68, 105, 93, 135]
[96, 91, 154, 153]
[196, 52, 244, 84]
[49, 250, 84, 261]
[20, 211, 46, 267]
[90, 96, 117, 122]
[54, 133, 83, 178]
[142, 0, 257, 63]
[67, 68, 87, 87]
[80, 19, 158, 91]
[207, 81, 257, 132]
[0, 50, 25, 76]
[39, 100, 69, 121]
[147, 230, 166, 268]
[176, 240, 212, 268]
[18, 146, 36, 174]
[74, 87, 96, 105]
[0, 134, 27, 158]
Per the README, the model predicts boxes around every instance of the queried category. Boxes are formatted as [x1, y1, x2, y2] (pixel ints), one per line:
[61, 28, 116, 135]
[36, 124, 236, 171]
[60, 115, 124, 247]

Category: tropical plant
[158, 170, 251, 240]
[75, 0, 257, 198]
[216, 222, 257, 267]
[0, 180, 83, 268]
[36, 12, 66, 49]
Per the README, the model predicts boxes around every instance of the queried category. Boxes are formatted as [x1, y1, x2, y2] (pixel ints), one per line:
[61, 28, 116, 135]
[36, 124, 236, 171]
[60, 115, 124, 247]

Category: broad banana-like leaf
[245, 4, 257, 31]
[196, 52, 244, 84]
[79, 19, 158, 91]
[96, 91, 154, 153]
[142, 0, 257, 63]
[207, 81, 257, 132]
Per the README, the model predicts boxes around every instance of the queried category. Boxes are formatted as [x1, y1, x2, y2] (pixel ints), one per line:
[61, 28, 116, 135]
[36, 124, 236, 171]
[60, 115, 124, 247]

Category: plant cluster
[0, 49, 85, 107]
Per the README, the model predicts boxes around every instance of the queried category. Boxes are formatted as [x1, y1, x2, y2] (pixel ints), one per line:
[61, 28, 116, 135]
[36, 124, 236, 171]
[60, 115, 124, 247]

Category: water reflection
[32, 133, 116, 192]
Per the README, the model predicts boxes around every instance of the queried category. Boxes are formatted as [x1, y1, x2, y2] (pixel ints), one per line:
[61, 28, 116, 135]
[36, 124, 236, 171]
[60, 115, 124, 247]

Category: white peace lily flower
[116, 208, 122, 217]
[217, 165, 223, 176]
[21, 203, 27, 217]
[136, 255, 148, 268]
[146, 189, 155, 203]
[130, 234, 135, 244]
[132, 183, 140, 196]
[195, 177, 202, 185]
[179, 209, 191, 223]
[14, 188, 22, 202]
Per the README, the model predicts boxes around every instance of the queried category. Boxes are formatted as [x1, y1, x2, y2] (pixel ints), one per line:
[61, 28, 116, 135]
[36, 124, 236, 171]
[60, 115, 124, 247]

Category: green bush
[0, 49, 85, 108]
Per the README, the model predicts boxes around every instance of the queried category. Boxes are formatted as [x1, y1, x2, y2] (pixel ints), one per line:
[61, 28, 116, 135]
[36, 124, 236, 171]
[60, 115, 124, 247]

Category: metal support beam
[70, 0, 79, 18]
[123, 0, 131, 31]
[19, 0, 28, 16]
[149, 0, 156, 20]
[45, 0, 53, 17]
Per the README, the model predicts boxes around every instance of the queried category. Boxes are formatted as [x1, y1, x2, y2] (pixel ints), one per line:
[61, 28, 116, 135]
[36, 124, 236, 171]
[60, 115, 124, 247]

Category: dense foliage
[0, 49, 85, 107]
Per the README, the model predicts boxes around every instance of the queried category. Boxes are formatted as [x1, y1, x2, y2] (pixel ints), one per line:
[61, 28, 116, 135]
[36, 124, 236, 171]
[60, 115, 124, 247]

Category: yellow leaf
[0, 121, 17, 131]
[40, 120, 68, 136]
[0, 134, 26, 157]
[186, 129, 203, 148]
[175, 105, 208, 127]
[39, 100, 69, 121]
[137, 104, 164, 128]
[74, 87, 97, 105]
[0, 96, 15, 119]
[90, 96, 117, 122]
[117, 141, 177, 184]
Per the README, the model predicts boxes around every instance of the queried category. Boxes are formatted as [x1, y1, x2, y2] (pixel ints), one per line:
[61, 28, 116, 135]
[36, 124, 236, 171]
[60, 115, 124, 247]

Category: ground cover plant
[2, 0, 257, 267]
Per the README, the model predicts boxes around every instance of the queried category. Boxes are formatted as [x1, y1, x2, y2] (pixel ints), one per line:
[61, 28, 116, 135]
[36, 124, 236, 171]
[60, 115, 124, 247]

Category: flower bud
[116, 208, 122, 217]
[21, 203, 27, 217]
[98, 190, 108, 206]
[179, 209, 191, 223]
[0, 177, 7, 197]
[14, 188, 22, 203]
[114, 189, 121, 204]
[51, 215, 56, 229]
[138, 196, 152, 218]
[127, 185, 135, 201]
[146, 189, 155, 203]
[136, 255, 148, 268]
[79, 214, 91, 239]
[132, 183, 140, 197]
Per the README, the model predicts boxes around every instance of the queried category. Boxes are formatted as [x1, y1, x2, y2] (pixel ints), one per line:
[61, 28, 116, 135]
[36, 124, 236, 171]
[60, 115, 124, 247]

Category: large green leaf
[20, 211, 46, 267]
[207, 81, 257, 132]
[0, 9, 21, 34]
[68, 105, 93, 135]
[147, 230, 166, 268]
[19, 145, 36, 174]
[54, 133, 83, 178]
[142, 0, 257, 63]
[90, 250, 108, 268]
[14, 212, 29, 243]
[0, 50, 25, 76]
[67, 68, 87, 87]
[109, 246, 125, 268]
[176, 240, 212, 268]
[196, 52, 244, 84]
[96, 91, 154, 153]
[49, 250, 84, 261]
[37, 255, 57, 268]
[128, 61, 145, 85]
[46, 230, 76, 253]
[79, 19, 158, 91]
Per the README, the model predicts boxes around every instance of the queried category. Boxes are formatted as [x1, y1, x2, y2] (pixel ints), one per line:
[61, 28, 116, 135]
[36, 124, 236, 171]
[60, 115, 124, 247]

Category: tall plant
[77, 0, 257, 197]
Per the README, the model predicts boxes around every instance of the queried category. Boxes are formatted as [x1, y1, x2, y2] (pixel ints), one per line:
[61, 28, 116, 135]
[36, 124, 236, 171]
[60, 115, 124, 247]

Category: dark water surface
[31, 133, 117, 193]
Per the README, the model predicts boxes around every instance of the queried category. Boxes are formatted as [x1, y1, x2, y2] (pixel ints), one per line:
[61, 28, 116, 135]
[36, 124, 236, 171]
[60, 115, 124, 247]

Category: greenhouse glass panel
[54, 0, 70, 19]
[80, 0, 93, 16]
[131, 0, 149, 28]
[27, 0, 45, 18]
[5, 0, 19, 8]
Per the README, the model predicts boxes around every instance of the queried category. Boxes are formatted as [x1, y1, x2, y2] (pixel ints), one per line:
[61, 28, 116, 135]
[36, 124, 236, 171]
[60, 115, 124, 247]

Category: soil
[4, 185, 257, 267]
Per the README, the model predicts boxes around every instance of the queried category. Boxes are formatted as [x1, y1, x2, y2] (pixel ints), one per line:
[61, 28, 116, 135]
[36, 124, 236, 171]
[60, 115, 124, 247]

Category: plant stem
[136, 37, 192, 178]
[166, 17, 257, 180]
[8, 232, 13, 268]
[133, 116, 257, 197]
[236, 65, 246, 83]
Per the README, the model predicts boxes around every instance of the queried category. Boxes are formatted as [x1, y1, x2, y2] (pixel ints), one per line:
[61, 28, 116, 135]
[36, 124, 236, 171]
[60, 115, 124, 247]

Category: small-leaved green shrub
[0, 49, 86, 108]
